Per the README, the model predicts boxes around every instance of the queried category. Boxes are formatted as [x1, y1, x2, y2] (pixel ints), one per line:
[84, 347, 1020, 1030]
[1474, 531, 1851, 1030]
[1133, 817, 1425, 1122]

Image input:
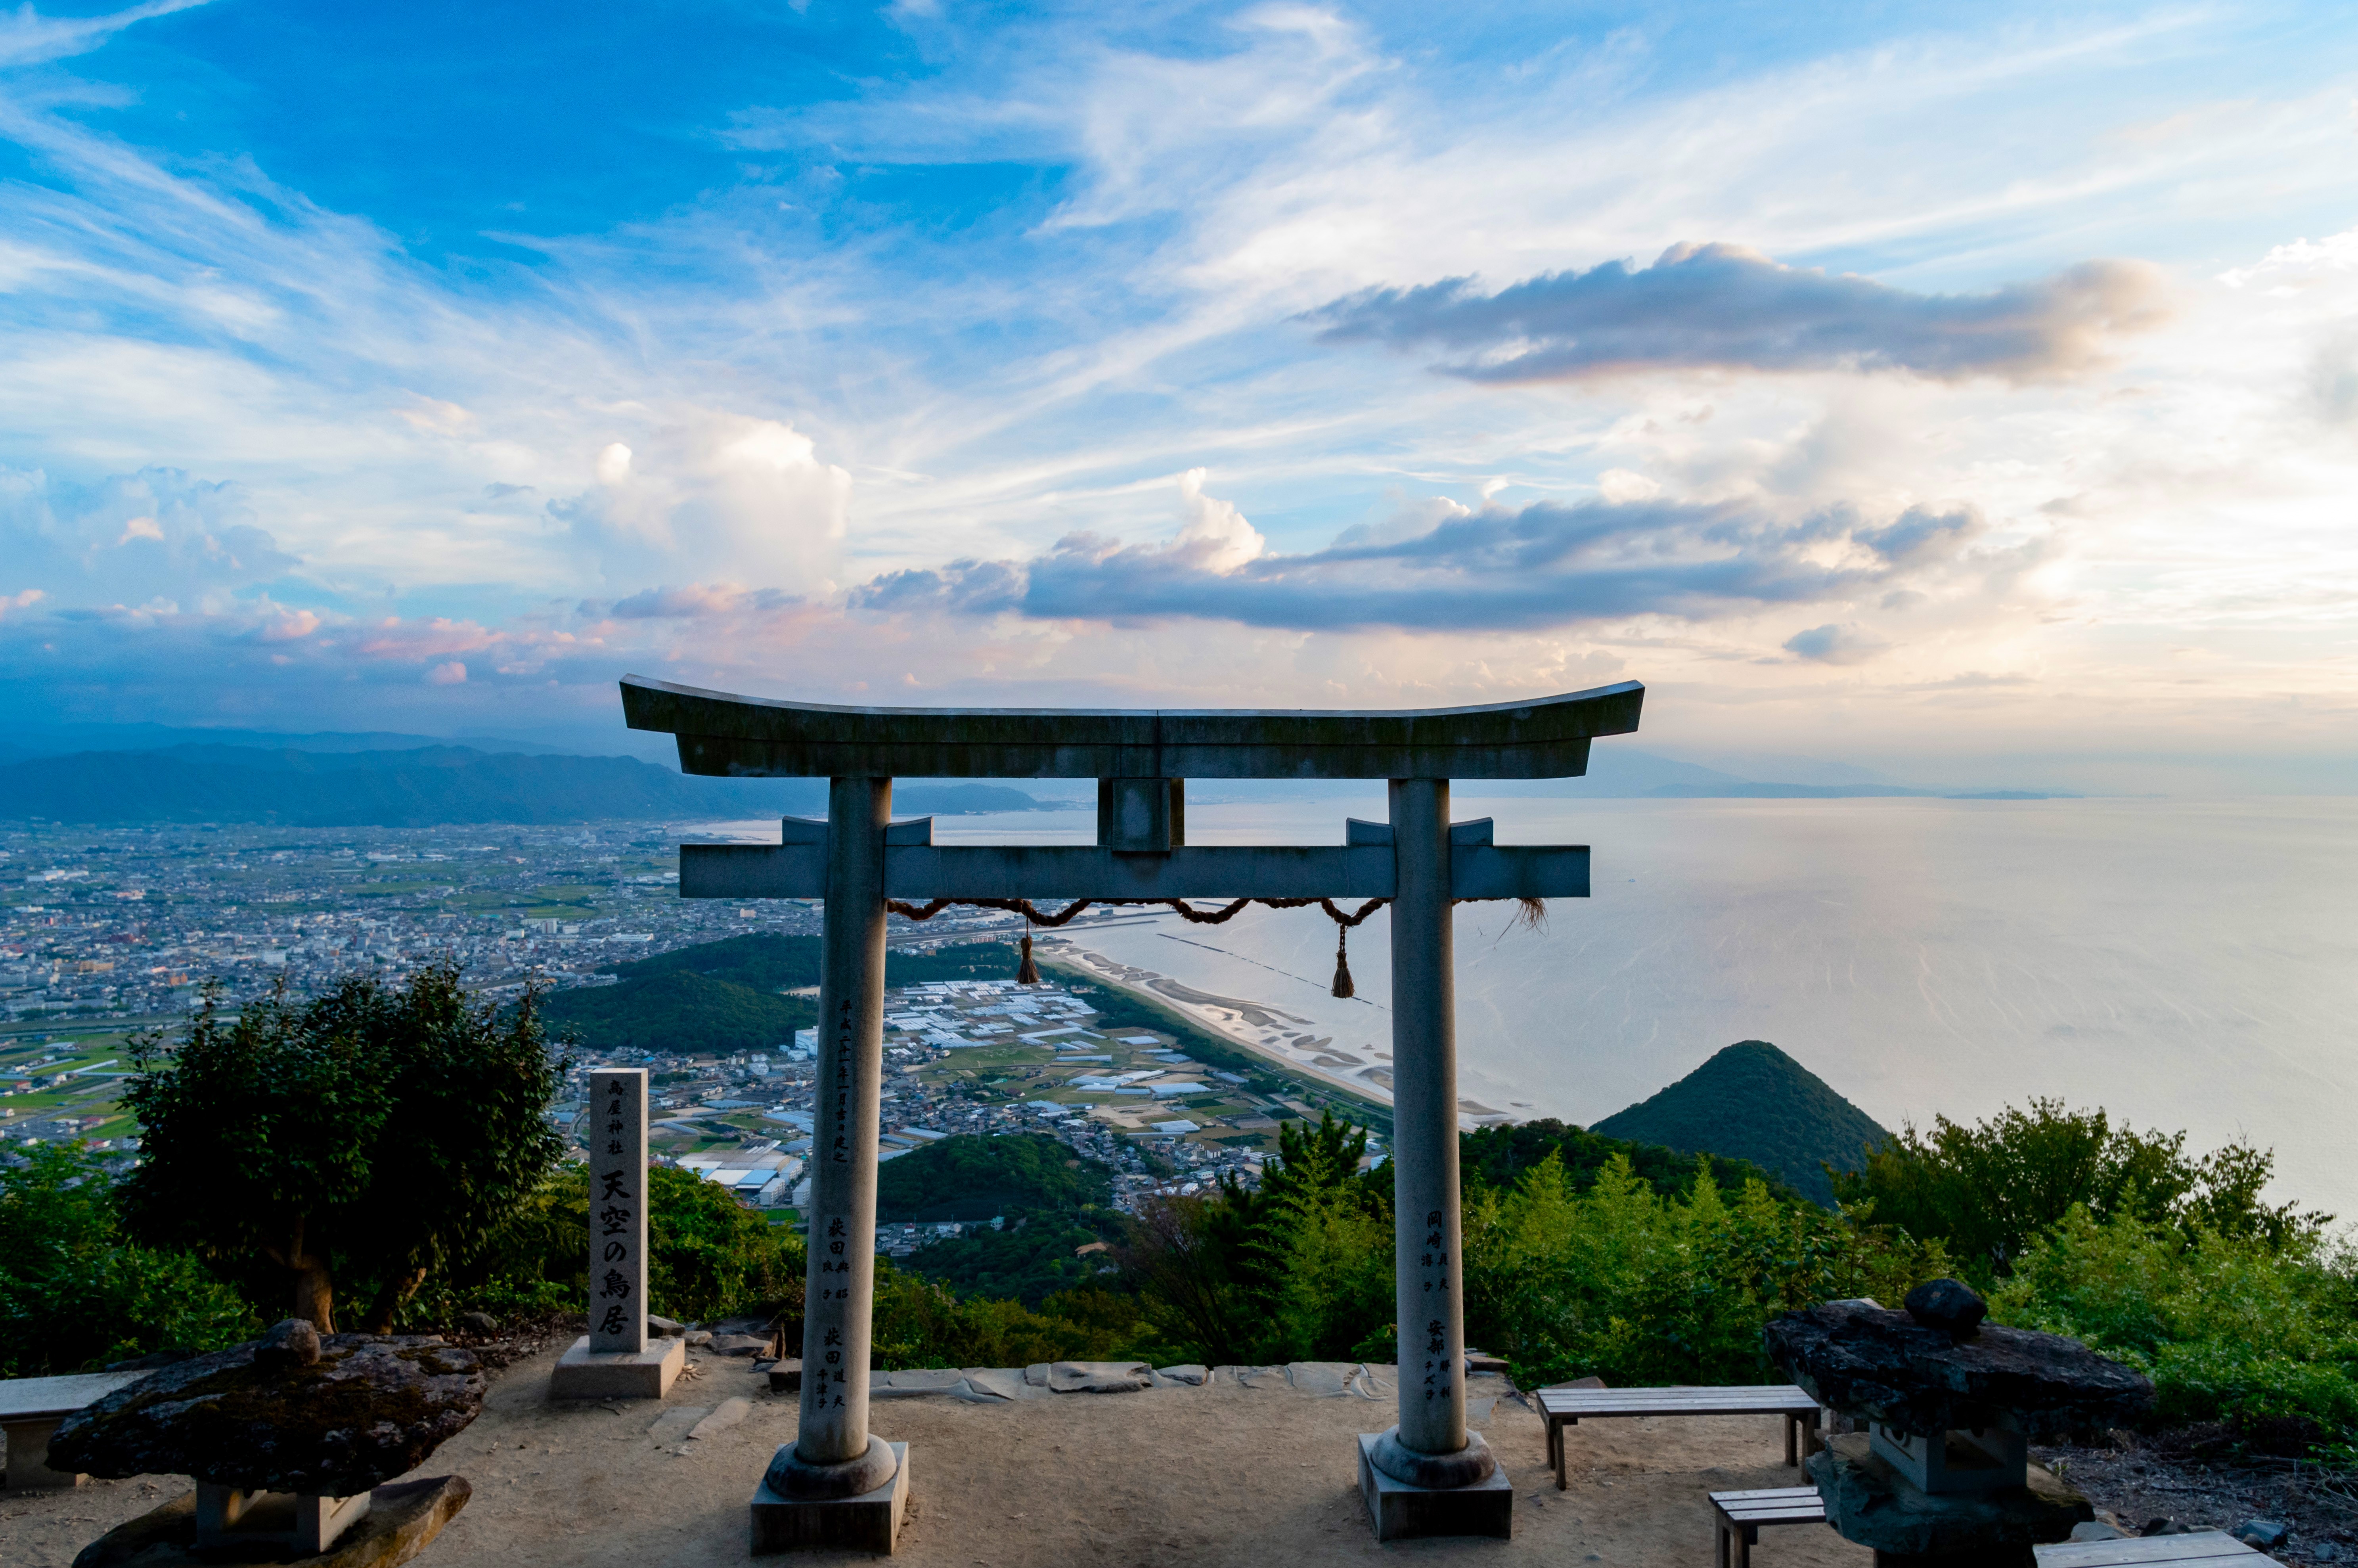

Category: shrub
[1463, 1152, 1950, 1389]
[867, 1266, 1166, 1369]
[1990, 1205, 2358, 1445]
[0, 1142, 256, 1376]
[405, 1161, 805, 1331]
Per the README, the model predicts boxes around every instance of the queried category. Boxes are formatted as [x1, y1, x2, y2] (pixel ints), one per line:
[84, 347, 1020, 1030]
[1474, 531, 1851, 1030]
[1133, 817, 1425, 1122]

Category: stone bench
[1709, 1486, 1827, 1567]
[1536, 1384, 1824, 1488]
[0, 1372, 152, 1489]
[2035, 1532, 2263, 1565]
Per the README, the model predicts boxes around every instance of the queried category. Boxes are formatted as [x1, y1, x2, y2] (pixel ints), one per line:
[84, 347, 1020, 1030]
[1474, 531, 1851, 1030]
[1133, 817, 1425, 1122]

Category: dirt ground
[2, 1343, 1877, 1568]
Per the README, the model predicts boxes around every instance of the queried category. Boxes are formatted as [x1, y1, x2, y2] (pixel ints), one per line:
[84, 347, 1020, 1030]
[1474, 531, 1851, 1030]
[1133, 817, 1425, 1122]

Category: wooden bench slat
[1710, 1488, 1822, 1503]
[2035, 1534, 2259, 1566]
[1539, 1387, 1818, 1414]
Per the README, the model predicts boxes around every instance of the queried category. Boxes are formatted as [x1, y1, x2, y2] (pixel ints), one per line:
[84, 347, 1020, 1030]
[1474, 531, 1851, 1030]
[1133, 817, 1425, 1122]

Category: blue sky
[1, 0, 2354, 787]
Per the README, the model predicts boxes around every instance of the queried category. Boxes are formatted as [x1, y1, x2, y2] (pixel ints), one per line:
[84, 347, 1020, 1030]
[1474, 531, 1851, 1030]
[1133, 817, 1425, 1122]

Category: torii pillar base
[750, 1442, 910, 1555]
[1356, 1433, 1514, 1541]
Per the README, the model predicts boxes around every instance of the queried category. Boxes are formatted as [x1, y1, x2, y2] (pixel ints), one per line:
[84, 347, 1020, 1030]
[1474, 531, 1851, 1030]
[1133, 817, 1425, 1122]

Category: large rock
[49, 1334, 485, 1496]
[1763, 1299, 2151, 1438]
[1809, 1432, 2090, 1557]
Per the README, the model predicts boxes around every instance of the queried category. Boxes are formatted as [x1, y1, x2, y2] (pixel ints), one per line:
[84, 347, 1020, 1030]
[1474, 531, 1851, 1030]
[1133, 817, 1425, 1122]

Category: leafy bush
[415, 1161, 805, 1330]
[1463, 1152, 1950, 1389]
[1991, 1205, 2358, 1445]
[866, 1266, 1169, 1369]
[0, 1142, 257, 1376]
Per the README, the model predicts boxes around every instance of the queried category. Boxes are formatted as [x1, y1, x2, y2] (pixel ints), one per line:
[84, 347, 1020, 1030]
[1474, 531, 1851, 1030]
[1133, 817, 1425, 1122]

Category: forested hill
[1589, 1041, 1891, 1205]
[537, 936, 1024, 1053]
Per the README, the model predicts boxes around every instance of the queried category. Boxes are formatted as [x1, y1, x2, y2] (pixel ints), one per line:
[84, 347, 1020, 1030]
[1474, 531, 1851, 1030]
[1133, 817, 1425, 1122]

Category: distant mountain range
[1589, 1040, 1892, 1205]
[0, 721, 2071, 825]
[0, 744, 822, 827]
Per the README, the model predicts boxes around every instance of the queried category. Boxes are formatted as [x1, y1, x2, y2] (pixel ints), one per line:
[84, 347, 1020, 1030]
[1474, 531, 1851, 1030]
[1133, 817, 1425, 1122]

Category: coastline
[1037, 928, 1510, 1133]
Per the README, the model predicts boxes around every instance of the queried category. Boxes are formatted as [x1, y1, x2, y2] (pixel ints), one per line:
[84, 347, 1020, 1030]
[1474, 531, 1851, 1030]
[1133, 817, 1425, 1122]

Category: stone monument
[1764, 1283, 2155, 1567]
[620, 673, 1644, 1547]
[549, 1067, 684, 1399]
[50, 1319, 480, 1568]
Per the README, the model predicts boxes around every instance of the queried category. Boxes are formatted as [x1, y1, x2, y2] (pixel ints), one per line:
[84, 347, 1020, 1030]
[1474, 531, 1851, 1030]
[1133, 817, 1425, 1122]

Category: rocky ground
[2035, 1426, 2358, 1562]
[4, 1339, 2348, 1567]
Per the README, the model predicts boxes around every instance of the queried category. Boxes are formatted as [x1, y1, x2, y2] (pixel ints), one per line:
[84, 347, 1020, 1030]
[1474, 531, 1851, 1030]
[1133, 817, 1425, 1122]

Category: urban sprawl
[0, 821, 1378, 1248]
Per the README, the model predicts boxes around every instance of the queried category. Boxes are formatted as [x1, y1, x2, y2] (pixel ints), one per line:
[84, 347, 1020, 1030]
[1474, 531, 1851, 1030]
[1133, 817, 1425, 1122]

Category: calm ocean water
[700, 797, 2358, 1218]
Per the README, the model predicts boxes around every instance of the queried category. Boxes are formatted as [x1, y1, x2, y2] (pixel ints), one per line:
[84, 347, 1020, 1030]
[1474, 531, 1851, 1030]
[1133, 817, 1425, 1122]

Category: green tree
[0, 1142, 256, 1377]
[1830, 1099, 2323, 1278]
[118, 966, 570, 1332]
[1116, 1111, 1391, 1365]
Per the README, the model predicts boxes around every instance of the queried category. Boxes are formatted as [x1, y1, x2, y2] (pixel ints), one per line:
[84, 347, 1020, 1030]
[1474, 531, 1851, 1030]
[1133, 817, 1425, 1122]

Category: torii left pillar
[751, 777, 911, 1554]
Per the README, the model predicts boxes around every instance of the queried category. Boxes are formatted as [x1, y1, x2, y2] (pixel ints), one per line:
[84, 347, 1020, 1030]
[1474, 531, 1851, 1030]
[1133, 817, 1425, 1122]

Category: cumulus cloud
[0, 465, 300, 603]
[550, 414, 852, 593]
[1305, 242, 2170, 385]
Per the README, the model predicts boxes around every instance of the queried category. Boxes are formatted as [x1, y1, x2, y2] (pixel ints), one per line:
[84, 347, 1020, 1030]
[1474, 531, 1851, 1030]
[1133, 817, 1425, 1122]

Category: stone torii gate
[619, 674, 1643, 1549]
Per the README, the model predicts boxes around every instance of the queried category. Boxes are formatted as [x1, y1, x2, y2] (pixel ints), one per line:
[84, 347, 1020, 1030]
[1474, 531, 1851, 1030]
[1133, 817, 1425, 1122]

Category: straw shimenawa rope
[884, 893, 1543, 997]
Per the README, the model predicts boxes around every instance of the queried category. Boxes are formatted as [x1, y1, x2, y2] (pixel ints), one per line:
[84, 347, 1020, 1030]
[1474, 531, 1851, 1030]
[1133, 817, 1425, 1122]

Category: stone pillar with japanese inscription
[549, 1066, 683, 1399]
[588, 1068, 648, 1354]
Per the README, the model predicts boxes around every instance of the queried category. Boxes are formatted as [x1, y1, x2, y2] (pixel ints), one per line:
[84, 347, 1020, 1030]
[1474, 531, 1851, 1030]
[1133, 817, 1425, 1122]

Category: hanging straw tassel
[1017, 930, 1040, 985]
[1331, 923, 1355, 998]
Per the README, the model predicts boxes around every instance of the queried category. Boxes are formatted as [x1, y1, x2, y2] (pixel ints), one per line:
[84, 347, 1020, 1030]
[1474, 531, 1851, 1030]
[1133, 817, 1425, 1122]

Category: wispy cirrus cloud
[1305, 242, 2172, 385]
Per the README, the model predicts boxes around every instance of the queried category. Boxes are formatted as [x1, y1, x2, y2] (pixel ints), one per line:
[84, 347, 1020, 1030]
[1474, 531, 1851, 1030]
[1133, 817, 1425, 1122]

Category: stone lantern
[49, 1320, 481, 1567]
[1763, 1282, 2153, 1568]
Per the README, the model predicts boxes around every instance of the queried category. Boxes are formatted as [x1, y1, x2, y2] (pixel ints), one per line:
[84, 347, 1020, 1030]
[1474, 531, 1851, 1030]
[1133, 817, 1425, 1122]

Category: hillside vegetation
[1462, 1117, 1803, 1206]
[540, 936, 1023, 1054]
[875, 1132, 1114, 1221]
[1590, 1040, 1890, 1204]
[537, 971, 816, 1054]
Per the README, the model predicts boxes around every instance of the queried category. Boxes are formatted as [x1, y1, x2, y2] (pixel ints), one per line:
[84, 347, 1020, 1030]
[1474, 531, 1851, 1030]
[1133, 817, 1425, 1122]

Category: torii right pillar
[1356, 776, 1514, 1539]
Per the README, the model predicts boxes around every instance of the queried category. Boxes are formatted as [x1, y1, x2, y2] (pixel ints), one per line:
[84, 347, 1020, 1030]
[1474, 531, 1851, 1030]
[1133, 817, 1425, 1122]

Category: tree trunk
[293, 1258, 335, 1333]
[266, 1216, 336, 1333]
[362, 1267, 429, 1334]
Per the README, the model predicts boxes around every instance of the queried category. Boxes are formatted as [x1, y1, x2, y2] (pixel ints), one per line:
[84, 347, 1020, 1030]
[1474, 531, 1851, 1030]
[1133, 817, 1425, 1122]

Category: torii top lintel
[619, 675, 1644, 782]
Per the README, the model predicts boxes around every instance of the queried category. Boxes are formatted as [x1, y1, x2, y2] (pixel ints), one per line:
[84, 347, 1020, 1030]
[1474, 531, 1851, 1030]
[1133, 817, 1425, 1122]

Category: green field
[0, 1030, 140, 1141]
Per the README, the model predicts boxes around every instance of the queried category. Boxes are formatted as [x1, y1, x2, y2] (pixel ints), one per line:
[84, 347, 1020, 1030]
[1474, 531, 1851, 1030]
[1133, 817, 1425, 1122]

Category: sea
[689, 796, 2358, 1219]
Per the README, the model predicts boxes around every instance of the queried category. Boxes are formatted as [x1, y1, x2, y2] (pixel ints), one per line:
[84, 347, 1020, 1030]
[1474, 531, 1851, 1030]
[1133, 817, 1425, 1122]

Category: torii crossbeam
[620, 674, 1644, 1549]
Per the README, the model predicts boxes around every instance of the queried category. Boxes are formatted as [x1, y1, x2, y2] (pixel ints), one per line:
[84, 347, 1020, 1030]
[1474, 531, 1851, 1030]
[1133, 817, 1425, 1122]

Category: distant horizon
[10, 713, 2355, 800]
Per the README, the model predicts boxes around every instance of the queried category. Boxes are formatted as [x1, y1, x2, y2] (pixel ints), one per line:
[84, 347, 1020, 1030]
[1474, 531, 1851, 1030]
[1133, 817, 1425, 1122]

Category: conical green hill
[1588, 1041, 1889, 1205]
